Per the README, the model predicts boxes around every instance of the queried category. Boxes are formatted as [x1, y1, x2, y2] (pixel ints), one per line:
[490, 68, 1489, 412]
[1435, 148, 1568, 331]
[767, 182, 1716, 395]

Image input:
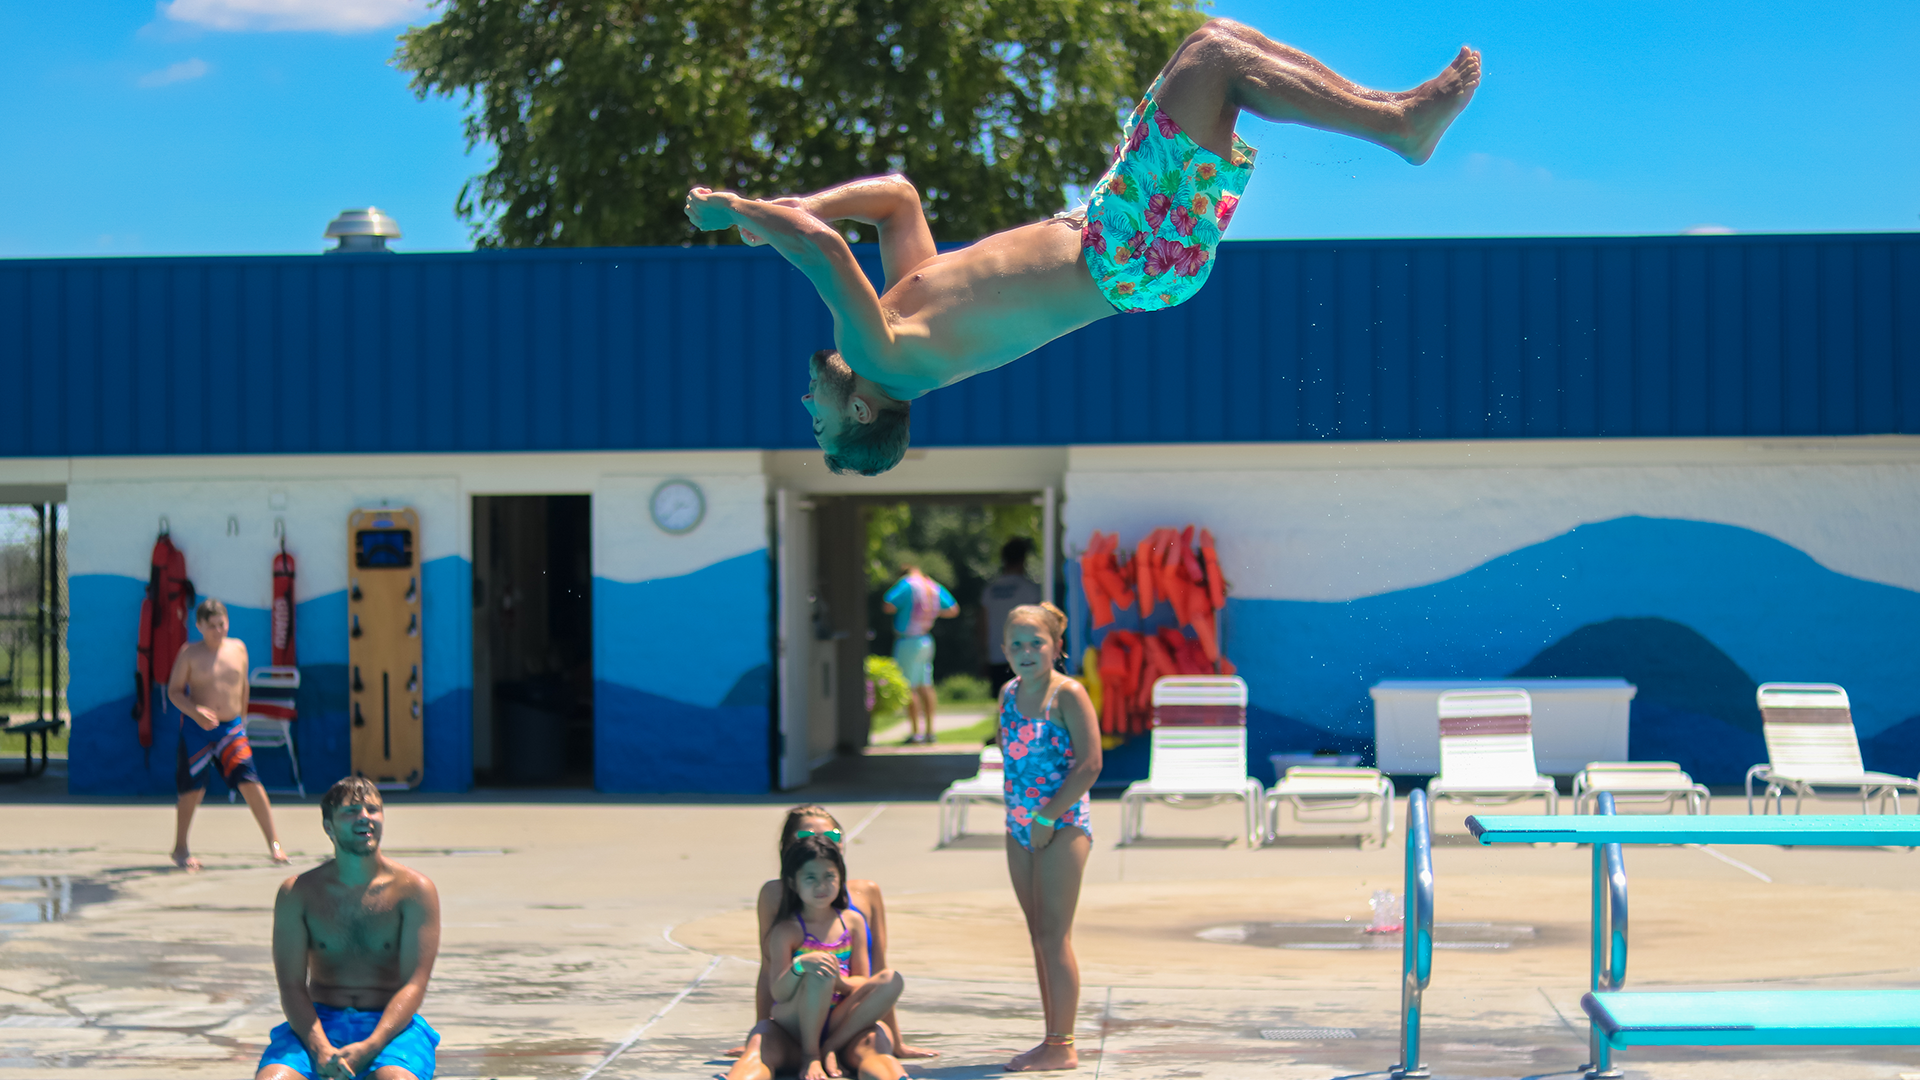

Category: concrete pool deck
[4, 774, 1920, 1079]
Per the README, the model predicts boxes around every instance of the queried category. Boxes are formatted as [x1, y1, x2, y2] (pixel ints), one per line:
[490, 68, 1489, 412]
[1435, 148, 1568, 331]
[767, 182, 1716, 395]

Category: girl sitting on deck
[730, 805, 936, 1065]
[726, 836, 905, 1080]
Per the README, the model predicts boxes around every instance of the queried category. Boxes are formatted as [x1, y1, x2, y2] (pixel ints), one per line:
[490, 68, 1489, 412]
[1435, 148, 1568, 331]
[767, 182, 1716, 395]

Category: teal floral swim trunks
[1081, 76, 1258, 313]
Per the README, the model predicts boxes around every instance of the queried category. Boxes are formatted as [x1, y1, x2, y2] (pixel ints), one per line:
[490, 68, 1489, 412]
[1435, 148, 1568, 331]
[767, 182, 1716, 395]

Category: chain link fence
[1, 504, 67, 722]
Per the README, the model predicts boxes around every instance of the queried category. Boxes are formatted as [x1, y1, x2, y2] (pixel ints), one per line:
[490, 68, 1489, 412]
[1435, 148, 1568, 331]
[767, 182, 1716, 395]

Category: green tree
[396, 0, 1206, 247]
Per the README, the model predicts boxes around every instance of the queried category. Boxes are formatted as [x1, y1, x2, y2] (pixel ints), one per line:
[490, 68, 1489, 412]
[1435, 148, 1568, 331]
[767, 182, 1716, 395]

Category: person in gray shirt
[981, 538, 1042, 693]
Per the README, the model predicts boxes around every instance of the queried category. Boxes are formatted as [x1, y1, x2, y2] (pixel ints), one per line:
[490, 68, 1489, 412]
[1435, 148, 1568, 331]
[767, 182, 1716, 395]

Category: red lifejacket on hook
[272, 549, 297, 667]
[133, 535, 194, 750]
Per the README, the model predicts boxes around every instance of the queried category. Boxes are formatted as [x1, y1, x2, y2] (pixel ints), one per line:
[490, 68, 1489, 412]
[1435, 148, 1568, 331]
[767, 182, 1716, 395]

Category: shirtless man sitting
[168, 597, 291, 870]
[257, 777, 442, 1080]
[685, 17, 1481, 475]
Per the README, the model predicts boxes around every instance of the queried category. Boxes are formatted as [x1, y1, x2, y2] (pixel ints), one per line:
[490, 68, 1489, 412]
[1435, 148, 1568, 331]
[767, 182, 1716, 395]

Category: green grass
[935, 714, 998, 745]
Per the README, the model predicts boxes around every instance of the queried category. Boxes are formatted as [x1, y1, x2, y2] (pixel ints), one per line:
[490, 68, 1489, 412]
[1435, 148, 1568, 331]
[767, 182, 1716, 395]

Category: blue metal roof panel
[0, 232, 1914, 457]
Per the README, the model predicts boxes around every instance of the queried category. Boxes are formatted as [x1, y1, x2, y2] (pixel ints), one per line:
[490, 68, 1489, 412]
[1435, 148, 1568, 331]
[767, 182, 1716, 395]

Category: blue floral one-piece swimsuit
[1000, 676, 1092, 850]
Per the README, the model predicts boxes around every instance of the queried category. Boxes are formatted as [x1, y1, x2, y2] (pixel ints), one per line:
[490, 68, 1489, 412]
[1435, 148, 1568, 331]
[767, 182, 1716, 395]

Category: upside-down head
[804, 349, 910, 476]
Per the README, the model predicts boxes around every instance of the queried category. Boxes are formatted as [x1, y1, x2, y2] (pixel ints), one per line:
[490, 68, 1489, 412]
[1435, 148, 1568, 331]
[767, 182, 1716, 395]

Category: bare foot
[1006, 1041, 1078, 1072]
[897, 1042, 940, 1059]
[269, 842, 291, 865]
[1005, 1040, 1049, 1071]
[1396, 46, 1481, 165]
[800, 1056, 829, 1080]
[823, 1050, 841, 1077]
[170, 850, 201, 872]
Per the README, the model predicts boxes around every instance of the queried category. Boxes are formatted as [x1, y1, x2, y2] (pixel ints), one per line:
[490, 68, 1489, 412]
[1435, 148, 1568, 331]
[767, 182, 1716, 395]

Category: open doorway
[471, 495, 593, 787]
[778, 492, 1049, 790]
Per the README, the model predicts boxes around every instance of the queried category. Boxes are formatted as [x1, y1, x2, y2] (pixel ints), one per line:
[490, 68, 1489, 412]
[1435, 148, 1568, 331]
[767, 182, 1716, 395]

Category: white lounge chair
[244, 666, 304, 798]
[1119, 676, 1265, 848]
[1572, 761, 1710, 815]
[1266, 766, 1396, 847]
[1425, 687, 1558, 815]
[1746, 683, 1919, 814]
[938, 745, 1005, 845]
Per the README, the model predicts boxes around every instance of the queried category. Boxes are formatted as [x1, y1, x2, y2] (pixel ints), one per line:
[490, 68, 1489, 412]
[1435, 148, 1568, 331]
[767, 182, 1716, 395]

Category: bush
[865, 656, 910, 721]
[936, 673, 993, 704]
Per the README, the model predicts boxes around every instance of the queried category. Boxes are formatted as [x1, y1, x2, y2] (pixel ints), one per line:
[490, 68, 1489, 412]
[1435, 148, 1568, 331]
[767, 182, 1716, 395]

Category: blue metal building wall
[2, 231, 1914, 457]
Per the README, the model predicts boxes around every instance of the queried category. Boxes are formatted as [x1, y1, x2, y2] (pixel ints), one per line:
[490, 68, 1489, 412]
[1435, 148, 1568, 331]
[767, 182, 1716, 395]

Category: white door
[774, 489, 815, 789]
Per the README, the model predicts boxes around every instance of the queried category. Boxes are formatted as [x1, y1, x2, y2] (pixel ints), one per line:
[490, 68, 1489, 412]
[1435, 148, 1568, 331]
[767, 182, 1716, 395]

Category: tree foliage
[396, 0, 1206, 247]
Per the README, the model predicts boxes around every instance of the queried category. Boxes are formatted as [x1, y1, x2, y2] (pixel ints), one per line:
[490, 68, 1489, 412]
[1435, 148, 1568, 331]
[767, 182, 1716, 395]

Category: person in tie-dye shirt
[687, 18, 1481, 474]
[881, 563, 957, 744]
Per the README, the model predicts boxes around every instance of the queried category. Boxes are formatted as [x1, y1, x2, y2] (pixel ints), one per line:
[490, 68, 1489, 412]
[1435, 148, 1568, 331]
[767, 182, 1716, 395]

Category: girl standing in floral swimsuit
[998, 602, 1103, 1073]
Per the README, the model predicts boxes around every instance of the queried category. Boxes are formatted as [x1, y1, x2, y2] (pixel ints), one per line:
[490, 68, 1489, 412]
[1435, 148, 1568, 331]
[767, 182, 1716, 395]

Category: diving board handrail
[1585, 792, 1629, 1078]
[1392, 788, 1434, 1079]
[1465, 814, 1920, 847]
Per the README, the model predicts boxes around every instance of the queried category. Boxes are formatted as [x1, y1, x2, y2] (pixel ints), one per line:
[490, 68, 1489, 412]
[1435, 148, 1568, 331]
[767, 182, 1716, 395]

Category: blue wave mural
[67, 556, 473, 795]
[594, 549, 771, 793]
[1222, 515, 1920, 761]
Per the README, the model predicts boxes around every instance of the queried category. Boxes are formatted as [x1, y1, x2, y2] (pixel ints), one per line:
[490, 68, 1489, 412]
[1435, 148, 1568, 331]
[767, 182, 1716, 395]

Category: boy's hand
[193, 706, 221, 730]
[684, 188, 737, 232]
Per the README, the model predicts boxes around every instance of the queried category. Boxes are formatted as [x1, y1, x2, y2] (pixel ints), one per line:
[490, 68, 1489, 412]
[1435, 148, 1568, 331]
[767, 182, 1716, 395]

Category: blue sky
[0, 1, 1913, 256]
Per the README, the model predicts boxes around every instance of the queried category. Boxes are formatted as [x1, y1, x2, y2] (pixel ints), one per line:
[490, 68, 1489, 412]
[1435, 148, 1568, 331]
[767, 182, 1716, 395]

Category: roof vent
[324, 207, 401, 254]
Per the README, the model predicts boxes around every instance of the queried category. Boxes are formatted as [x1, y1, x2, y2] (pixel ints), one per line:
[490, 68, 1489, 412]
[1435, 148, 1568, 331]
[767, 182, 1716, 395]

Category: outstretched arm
[686, 188, 900, 378]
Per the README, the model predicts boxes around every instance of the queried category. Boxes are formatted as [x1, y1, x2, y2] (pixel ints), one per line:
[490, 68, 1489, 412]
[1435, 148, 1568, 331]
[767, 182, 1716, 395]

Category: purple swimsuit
[1000, 676, 1093, 850]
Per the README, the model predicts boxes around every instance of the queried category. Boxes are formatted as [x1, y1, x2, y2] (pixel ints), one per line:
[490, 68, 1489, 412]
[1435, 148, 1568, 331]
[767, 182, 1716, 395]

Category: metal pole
[48, 505, 59, 725]
[1393, 787, 1433, 1079]
[1586, 791, 1625, 1079]
[35, 504, 46, 725]
[1041, 486, 1057, 606]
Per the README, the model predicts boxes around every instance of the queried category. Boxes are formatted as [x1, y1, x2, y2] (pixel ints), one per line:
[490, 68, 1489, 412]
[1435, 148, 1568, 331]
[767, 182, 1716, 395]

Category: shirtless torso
[864, 219, 1117, 397]
[167, 627, 249, 728]
[261, 789, 440, 1080]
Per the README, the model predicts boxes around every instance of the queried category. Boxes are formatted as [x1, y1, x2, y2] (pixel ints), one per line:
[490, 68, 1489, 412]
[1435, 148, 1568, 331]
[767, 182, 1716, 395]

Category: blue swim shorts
[893, 633, 936, 688]
[257, 1004, 439, 1079]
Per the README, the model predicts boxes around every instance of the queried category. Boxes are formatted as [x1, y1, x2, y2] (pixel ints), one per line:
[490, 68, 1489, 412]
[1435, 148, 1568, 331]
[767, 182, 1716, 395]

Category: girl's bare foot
[823, 1050, 840, 1077]
[170, 850, 201, 872]
[1006, 1039, 1078, 1072]
[1395, 46, 1481, 165]
[1005, 1040, 1050, 1071]
[896, 1042, 940, 1059]
[269, 842, 292, 865]
[800, 1055, 829, 1080]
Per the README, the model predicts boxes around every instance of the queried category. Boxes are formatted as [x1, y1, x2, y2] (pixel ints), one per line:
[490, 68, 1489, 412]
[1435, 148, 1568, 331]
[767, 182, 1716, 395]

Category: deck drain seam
[578, 955, 720, 1079]
[845, 804, 888, 842]
[1260, 1027, 1357, 1040]
[1698, 844, 1772, 883]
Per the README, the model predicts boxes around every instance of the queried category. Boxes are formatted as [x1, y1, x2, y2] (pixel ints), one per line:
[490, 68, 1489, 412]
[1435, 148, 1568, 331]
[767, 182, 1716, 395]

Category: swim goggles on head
[794, 828, 843, 843]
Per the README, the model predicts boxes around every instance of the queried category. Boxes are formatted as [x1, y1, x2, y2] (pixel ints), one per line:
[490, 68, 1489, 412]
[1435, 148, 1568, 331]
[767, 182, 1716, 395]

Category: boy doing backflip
[168, 597, 291, 870]
[257, 777, 442, 1080]
[685, 18, 1481, 475]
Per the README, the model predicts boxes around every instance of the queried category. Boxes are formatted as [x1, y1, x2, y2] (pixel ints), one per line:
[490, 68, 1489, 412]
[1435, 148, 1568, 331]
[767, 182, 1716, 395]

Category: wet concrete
[0, 792, 1919, 1077]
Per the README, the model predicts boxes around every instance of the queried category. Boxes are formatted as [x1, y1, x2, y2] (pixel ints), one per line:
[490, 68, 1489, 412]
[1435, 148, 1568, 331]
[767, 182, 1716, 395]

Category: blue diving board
[1584, 990, 1920, 1047]
[1466, 814, 1920, 847]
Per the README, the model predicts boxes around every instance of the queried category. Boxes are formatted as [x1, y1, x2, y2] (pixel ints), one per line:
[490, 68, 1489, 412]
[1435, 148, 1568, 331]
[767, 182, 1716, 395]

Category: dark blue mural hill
[1226, 516, 1920, 740]
[1509, 616, 1767, 783]
[594, 681, 770, 794]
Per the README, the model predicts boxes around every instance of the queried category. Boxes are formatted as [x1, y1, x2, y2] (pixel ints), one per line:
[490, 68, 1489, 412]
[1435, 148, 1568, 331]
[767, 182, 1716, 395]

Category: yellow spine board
[347, 508, 425, 789]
